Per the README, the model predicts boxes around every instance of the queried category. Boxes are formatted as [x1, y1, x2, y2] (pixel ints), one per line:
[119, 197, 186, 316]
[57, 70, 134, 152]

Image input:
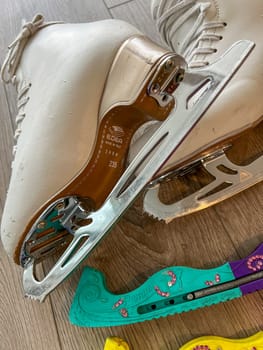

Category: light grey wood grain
[0, 249, 62, 350]
[104, 0, 133, 8]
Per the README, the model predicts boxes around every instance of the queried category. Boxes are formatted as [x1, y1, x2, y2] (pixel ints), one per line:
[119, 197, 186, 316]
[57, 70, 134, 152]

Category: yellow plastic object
[180, 331, 263, 350]
[104, 336, 130, 350]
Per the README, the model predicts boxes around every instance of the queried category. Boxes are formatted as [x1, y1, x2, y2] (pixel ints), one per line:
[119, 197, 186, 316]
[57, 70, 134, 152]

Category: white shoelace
[0, 14, 62, 155]
[154, 0, 226, 67]
[1, 14, 46, 83]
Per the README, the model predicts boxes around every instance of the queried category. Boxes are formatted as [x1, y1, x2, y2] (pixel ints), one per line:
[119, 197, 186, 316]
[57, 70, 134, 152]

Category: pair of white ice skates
[0, 0, 262, 301]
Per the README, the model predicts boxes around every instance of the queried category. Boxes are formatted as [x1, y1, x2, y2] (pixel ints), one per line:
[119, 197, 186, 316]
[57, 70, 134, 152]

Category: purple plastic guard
[229, 243, 263, 295]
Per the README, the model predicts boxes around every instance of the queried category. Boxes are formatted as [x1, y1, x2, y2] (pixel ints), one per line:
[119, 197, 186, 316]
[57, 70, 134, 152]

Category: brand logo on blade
[106, 125, 124, 144]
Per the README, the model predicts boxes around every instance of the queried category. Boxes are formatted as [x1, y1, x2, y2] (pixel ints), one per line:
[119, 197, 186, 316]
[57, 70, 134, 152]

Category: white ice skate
[0, 14, 253, 300]
[129, 0, 263, 222]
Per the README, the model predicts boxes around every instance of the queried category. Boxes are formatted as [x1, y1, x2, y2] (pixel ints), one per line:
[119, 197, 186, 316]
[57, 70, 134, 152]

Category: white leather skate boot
[1, 15, 175, 261]
[1, 14, 192, 299]
[129, 0, 263, 222]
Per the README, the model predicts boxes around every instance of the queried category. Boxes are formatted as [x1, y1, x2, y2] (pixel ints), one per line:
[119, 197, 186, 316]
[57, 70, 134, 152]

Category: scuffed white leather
[1, 19, 141, 258]
[129, 0, 263, 173]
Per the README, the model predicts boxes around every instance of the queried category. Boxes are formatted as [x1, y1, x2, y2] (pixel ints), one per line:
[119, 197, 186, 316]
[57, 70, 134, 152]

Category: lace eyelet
[223, 22, 227, 27]
[219, 36, 223, 40]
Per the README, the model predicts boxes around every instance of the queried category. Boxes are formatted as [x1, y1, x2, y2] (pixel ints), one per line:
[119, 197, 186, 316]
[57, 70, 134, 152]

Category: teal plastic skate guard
[69, 264, 239, 327]
[69, 243, 263, 327]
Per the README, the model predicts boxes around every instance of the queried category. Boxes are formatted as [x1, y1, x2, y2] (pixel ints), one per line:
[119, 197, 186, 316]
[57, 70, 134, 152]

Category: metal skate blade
[143, 151, 263, 223]
[23, 40, 254, 301]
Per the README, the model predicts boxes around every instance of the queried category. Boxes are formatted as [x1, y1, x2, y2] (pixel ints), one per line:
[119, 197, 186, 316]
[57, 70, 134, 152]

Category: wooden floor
[0, 1, 262, 349]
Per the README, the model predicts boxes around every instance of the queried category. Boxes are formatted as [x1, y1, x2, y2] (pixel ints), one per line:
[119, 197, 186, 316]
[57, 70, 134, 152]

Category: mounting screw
[150, 83, 160, 94]
[37, 221, 46, 229]
[21, 256, 32, 267]
[27, 240, 36, 246]
[56, 202, 65, 211]
[165, 58, 175, 71]
[175, 70, 184, 83]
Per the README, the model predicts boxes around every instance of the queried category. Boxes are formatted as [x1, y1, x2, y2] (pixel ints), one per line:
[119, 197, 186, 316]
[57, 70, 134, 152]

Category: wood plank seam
[104, 0, 134, 10]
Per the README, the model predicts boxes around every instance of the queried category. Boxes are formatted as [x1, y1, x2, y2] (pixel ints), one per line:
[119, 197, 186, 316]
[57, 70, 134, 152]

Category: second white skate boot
[129, 0, 263, 222]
